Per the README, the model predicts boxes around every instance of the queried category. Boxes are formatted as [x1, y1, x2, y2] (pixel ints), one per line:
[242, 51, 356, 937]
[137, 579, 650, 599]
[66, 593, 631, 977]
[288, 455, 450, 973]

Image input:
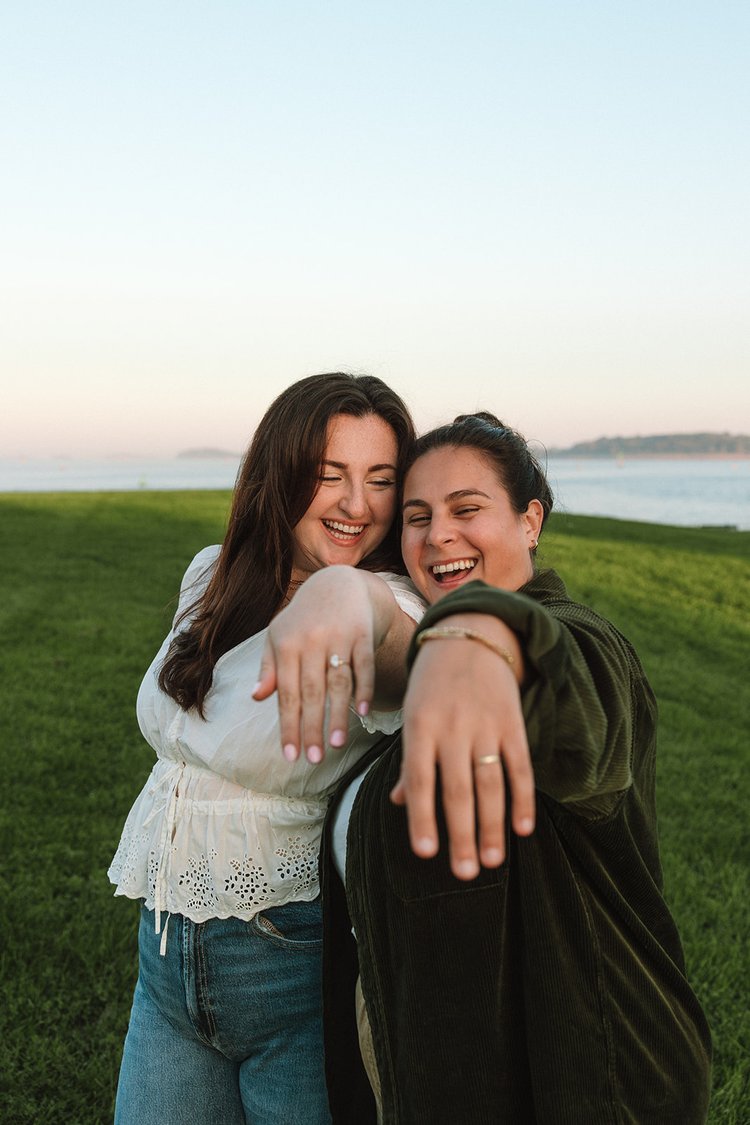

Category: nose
[425, 513, 456, 547]
[339, 481, 368, 519]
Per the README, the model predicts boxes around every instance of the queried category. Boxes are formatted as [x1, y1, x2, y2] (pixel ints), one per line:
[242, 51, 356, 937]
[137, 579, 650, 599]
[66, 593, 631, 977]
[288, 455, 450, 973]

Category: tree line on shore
[551, 432, 750, 457]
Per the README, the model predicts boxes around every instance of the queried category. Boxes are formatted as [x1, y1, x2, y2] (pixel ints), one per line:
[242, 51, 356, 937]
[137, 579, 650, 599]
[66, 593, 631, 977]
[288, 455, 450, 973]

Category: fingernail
[482, 848, 503, 866]
[329, 729, 346, 748]
[455, 859, 479, 879]
[518, 818, 534, 835]
[252, 681, 262, 697]
[283, 744, 298, 762]
[415, 837, 436, 855]
[357, 701, 370, 717]
[306, 745, 323, 764]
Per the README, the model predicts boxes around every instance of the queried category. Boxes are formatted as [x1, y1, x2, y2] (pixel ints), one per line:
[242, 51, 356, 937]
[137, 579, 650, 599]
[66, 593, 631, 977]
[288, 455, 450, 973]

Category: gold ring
[329, 654, 350, 670]
[475, 754, 501, 767]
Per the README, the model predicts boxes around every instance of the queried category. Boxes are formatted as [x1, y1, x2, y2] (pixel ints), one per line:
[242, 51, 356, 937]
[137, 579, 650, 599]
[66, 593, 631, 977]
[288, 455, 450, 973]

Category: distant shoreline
[549, 452, 750, 461]
[547, 431, 750, 459]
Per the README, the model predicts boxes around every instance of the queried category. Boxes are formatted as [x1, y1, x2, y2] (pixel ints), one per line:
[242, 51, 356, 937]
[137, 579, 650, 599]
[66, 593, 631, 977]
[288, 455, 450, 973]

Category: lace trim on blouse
[108, 758, 328, 951]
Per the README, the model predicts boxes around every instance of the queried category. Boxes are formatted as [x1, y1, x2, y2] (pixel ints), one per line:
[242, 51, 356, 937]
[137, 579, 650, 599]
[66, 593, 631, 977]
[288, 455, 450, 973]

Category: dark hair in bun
[405, 412, 553, 538]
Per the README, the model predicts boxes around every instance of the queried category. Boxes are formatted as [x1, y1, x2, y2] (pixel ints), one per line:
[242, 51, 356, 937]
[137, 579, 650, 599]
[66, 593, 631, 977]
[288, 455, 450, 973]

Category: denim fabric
[115, 902, 332, 1125]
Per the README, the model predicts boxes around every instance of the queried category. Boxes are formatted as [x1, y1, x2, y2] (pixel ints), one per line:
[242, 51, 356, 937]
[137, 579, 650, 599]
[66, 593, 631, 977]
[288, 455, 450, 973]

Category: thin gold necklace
[280, 577, 305, 608]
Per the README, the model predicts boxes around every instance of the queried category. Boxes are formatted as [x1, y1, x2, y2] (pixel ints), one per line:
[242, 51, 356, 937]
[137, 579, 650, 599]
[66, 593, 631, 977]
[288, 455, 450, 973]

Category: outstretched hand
[252, 566, 409, 764]
[391, 613, 536, 879]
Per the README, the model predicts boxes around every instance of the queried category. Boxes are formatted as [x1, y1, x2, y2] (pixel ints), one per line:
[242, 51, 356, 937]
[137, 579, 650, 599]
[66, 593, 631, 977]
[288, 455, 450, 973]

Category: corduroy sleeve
[407, 574, 640, 817]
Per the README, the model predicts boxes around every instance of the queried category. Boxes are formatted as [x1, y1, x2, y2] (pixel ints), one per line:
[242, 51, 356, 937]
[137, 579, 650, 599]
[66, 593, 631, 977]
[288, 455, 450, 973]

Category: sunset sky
[2, 0, 748, 458]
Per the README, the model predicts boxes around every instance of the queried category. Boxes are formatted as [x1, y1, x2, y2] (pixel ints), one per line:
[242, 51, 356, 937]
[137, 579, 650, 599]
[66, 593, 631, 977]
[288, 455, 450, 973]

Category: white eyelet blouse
[108, 545, 424, 945]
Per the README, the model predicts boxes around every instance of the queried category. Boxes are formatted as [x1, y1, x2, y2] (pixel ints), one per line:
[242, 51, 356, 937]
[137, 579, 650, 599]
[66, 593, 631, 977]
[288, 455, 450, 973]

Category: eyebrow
[323, 460, 397, 472]
[402, 488, 491, 510]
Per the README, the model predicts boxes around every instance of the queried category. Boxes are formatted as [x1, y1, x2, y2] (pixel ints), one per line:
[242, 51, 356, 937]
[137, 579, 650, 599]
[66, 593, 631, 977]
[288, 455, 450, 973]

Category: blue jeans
[114, 902, 332, 1124]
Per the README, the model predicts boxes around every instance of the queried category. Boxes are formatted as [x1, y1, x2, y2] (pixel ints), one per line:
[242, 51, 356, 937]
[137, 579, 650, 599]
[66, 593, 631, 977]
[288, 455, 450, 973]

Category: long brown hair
[158, 372, 415, 714]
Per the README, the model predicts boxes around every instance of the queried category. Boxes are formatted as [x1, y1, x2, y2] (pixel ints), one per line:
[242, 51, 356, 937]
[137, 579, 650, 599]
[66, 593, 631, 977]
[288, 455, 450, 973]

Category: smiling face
[401, 445, 544, 604]
[291, 413, 399, 579]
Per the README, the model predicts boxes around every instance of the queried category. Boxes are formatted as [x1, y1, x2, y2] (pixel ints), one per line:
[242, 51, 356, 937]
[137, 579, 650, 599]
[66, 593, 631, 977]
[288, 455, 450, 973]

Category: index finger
[274, 643, 304, 762]
[396, 723, 439, 860]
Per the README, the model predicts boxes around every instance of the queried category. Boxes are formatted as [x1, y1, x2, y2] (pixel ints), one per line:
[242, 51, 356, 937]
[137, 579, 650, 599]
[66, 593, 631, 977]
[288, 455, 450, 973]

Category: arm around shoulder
[412, 576, 640, 813]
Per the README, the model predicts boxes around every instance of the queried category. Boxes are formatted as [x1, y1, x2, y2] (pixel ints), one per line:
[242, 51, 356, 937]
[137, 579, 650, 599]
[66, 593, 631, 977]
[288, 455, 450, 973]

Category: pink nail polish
[307, 745, 323, 764]
[283, 744, 298, 762]
[357, 701, 370, 717]
[329, 729, 345, 748]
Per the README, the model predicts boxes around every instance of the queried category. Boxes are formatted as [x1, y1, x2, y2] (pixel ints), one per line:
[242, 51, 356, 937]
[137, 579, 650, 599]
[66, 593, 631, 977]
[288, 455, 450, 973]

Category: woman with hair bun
[323, 413, 712, 1125]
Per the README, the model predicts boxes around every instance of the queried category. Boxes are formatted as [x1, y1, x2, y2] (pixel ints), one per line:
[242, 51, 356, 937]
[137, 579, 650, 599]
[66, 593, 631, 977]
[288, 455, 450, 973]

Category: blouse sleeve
[172, 544, 221, 626]
[408, 579, 653, 818]
[358, 571, 427, 735]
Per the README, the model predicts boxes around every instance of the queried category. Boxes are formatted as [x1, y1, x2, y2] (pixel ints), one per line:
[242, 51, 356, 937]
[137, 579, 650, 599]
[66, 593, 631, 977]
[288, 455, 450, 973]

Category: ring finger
[325, 652, 354, 749]
[473, 746, 506, 867]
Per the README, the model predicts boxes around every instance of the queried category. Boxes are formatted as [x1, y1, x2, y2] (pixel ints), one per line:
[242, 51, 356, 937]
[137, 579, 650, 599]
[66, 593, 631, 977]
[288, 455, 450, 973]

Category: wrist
[416, 612, 523, 682]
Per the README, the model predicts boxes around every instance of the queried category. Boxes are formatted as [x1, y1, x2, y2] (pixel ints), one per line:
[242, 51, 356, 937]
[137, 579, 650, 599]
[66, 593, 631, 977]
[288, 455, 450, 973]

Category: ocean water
[1, 456, 748, 531]
[0, 456, 243, 494]
[547, 458, 749, 531]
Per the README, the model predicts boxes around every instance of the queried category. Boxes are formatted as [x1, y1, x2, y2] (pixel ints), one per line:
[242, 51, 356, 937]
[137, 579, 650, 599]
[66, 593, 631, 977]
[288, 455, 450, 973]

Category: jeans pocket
[250, 898, 323, 948]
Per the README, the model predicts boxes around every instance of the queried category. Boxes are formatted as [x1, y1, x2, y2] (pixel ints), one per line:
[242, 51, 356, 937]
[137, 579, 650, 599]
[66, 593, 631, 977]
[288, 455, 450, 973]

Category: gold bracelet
[415, 625, 515, 667]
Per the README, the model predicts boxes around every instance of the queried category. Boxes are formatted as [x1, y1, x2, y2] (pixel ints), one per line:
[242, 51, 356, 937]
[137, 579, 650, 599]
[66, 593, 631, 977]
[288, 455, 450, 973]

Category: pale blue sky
[2, 0, 748, 457]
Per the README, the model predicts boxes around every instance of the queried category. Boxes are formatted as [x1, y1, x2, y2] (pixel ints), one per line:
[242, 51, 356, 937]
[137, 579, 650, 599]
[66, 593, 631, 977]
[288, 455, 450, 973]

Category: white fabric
[331, 763, 375, 884]
[108, 545, 424, 924]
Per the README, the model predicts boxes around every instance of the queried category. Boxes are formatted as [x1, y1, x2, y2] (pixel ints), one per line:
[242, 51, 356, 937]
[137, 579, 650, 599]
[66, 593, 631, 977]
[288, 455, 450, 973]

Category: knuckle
[403, 709, 438, 734]
[274, 635, 301, 658]
[327, 667, 352, 686]
[474, 769, 504, 792]
[400, 759, 433, 790]
[301, 681, 323, 704]
[441, 776, 473, 803]
[277, 689, 299, 710]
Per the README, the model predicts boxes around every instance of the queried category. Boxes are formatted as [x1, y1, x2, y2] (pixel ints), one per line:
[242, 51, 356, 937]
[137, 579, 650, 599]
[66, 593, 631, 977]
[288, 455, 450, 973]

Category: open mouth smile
[322, 519, 367, 541]
[429, 558, 478, 583]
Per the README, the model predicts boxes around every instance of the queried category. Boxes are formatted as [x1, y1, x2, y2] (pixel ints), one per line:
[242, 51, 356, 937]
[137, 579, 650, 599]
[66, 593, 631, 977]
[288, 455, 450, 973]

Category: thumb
[390, 775, 406, 806]
[252, 642, 278, 700]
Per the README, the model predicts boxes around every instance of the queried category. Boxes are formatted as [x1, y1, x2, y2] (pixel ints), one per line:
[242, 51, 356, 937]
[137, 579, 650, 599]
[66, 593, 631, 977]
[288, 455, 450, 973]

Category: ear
[523, 499, 545, 548]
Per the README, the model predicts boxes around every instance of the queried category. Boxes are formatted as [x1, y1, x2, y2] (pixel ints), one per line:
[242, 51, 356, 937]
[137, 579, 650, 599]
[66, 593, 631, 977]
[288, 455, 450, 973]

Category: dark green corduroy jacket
[322, 571, 712, 1124]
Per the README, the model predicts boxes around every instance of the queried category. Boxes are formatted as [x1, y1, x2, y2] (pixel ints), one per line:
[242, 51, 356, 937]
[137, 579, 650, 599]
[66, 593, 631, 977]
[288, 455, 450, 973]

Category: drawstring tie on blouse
[143, 760, 185, 956]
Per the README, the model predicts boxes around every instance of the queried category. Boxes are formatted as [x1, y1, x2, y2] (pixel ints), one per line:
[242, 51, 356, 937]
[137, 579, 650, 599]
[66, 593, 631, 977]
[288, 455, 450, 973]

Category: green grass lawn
[1, 492, 747, 1123]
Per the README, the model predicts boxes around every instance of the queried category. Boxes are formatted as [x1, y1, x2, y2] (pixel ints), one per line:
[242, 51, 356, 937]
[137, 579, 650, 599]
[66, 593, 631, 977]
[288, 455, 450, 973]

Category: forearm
[356, 570, 419, 710]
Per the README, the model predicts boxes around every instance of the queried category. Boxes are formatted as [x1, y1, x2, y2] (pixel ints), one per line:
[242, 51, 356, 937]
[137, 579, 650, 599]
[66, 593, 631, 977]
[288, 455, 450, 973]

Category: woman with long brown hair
[109, 372, 424, 1125]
